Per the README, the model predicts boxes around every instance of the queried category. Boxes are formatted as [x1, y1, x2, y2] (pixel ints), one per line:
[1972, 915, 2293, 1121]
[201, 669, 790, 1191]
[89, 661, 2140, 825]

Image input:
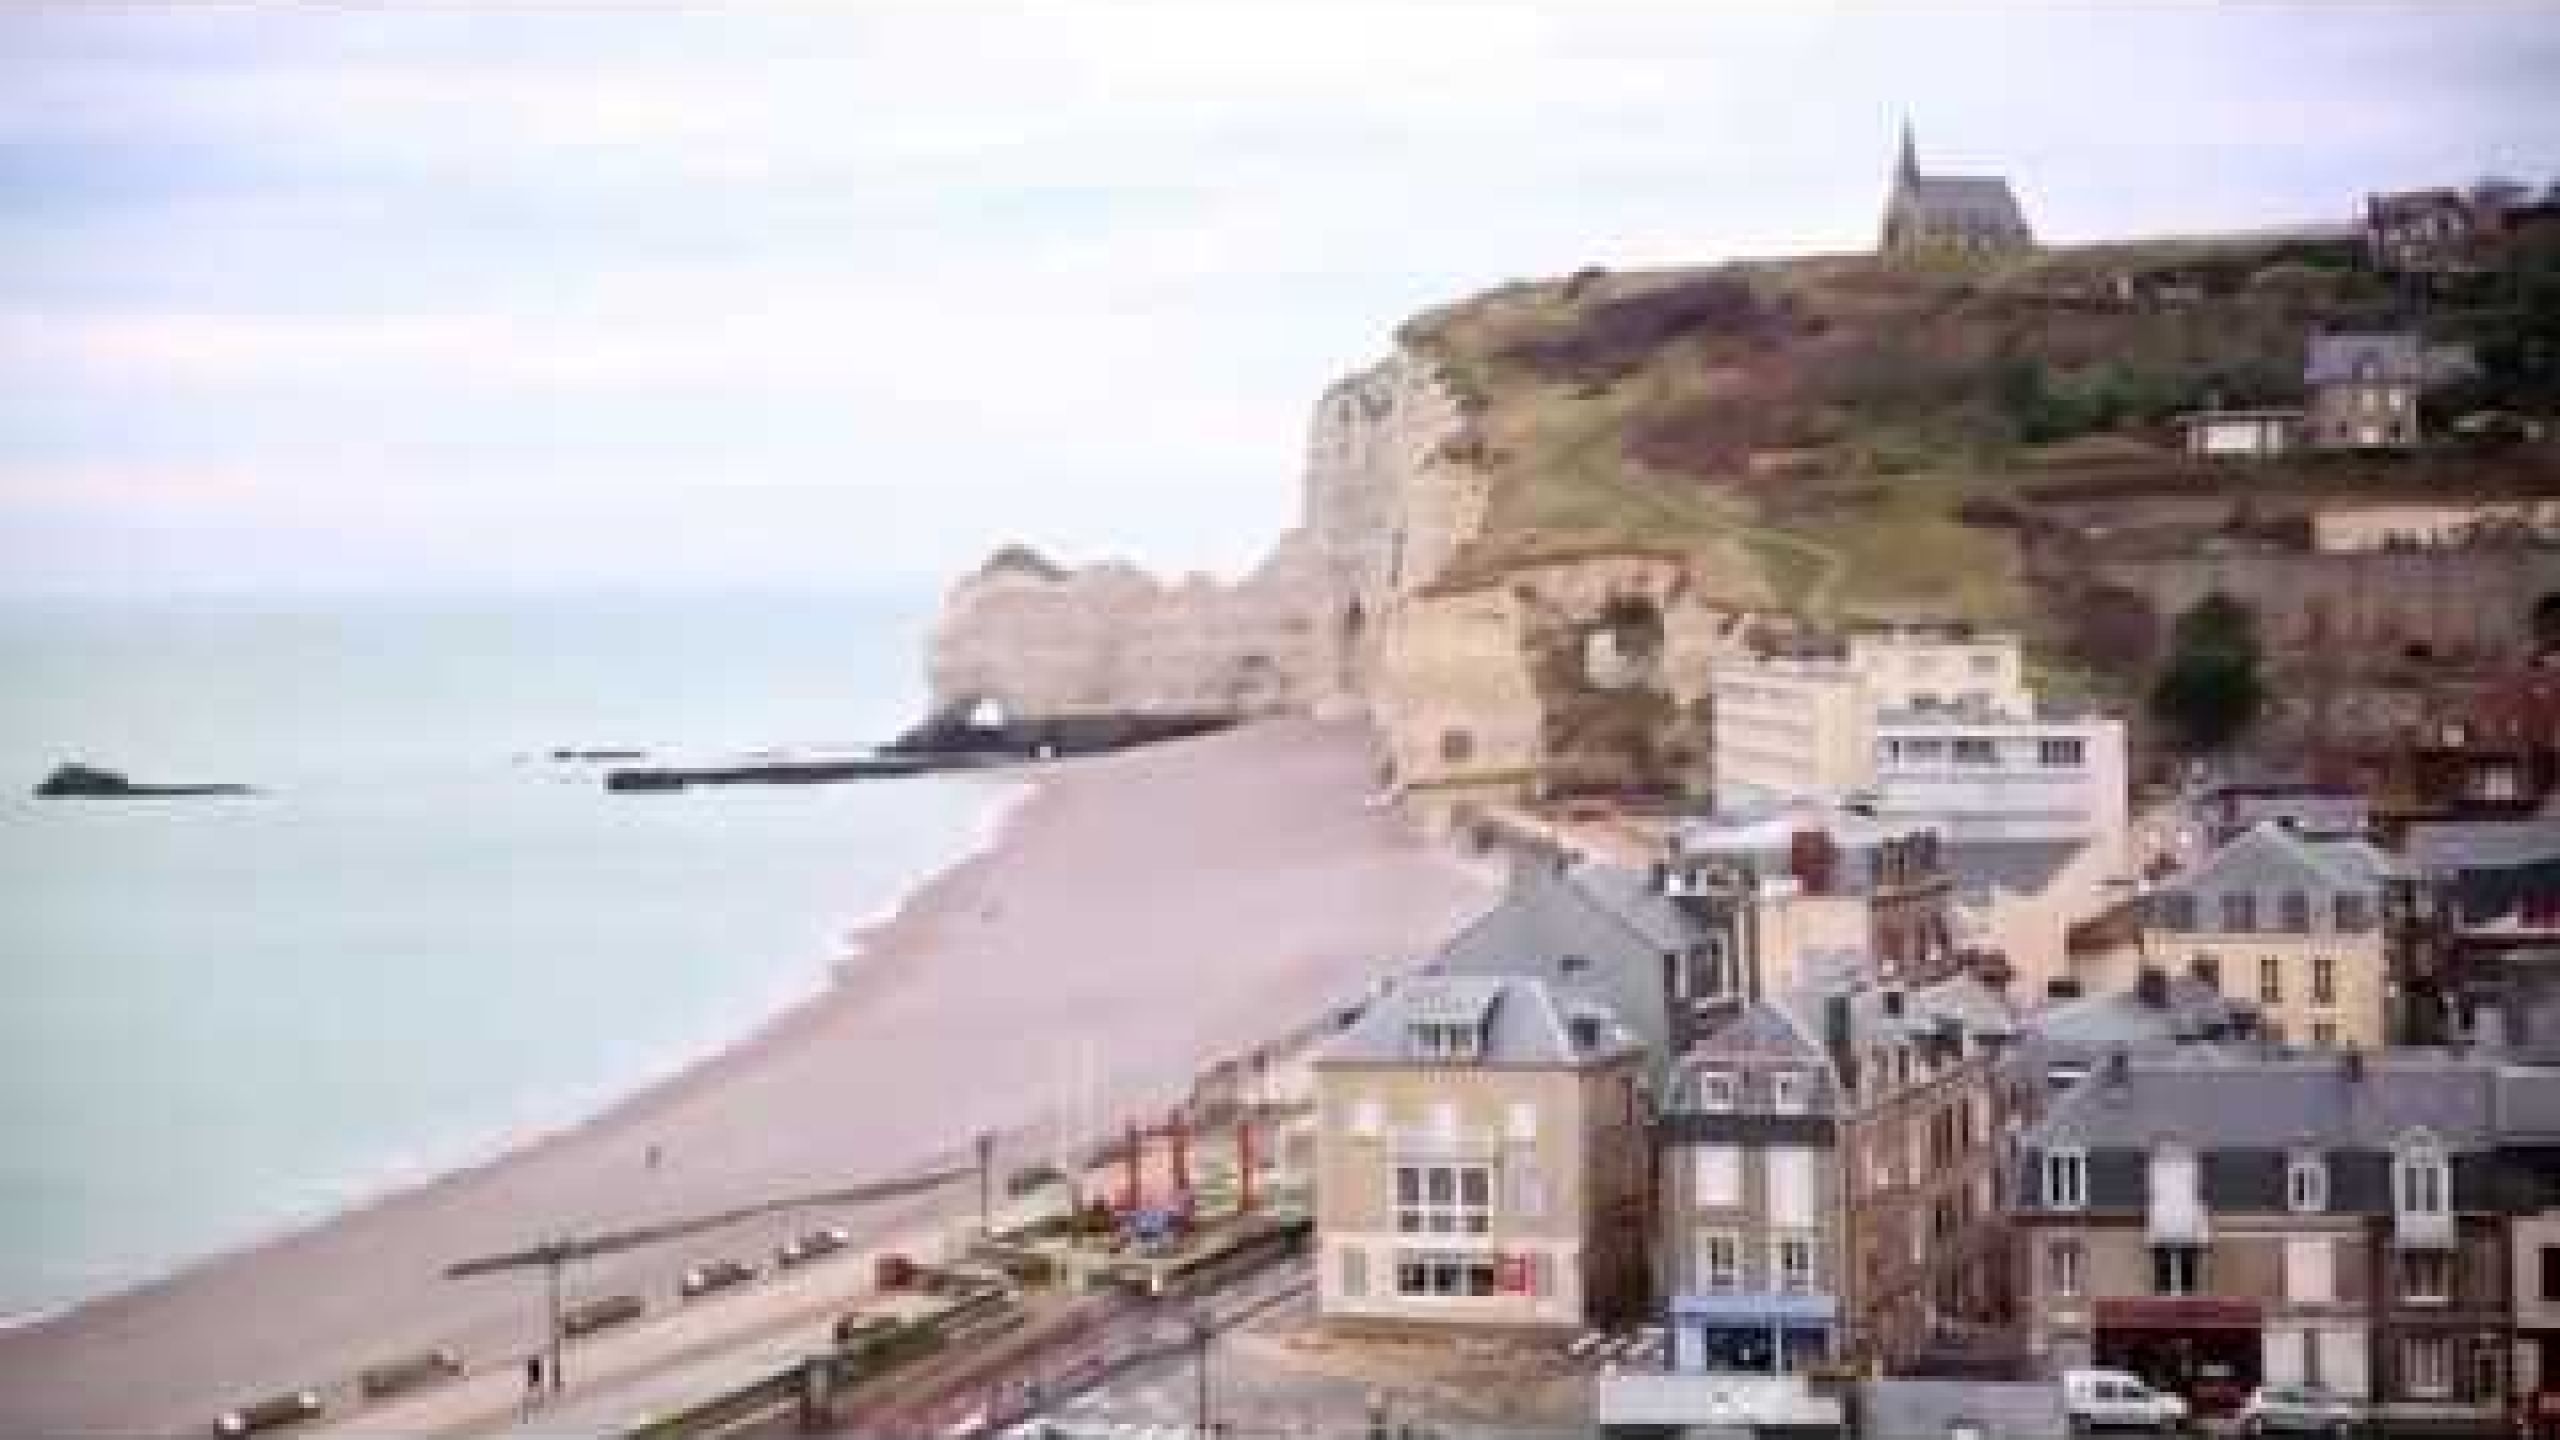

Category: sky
[3, 4, 2556, 598]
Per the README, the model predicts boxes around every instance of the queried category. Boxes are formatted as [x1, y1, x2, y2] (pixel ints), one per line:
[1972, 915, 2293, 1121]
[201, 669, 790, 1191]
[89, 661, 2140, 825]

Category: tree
[2149, 593, 2266, 753]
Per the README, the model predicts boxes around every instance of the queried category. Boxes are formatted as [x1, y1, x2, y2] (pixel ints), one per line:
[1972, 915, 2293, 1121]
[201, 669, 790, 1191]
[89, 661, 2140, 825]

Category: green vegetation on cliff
[1396, 229, 2560, 649]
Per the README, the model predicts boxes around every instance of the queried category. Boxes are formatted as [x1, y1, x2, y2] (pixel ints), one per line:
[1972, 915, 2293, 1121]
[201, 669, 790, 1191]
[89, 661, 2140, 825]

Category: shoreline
[0, 770, 1036, 1336]
[0, 717, 1492, 1436]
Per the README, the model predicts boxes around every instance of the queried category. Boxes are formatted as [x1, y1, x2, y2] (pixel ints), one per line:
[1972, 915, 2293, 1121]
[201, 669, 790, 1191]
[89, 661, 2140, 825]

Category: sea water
[0, 590, 1012, 1321]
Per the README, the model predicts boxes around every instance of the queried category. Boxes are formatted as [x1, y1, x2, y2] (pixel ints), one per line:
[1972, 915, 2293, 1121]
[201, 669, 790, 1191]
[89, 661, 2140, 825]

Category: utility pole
[1191, 1308, 1213, 1439]
[976, 1130, 995, 1239]
[543, 1243, 565, 1396]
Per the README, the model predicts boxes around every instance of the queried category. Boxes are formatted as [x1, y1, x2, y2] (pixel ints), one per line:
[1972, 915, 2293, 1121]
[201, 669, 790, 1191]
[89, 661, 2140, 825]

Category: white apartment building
[1871, 709, 2130, 864]
[1844, 628, 2031, 716]
[1708, 660, 1874, 809]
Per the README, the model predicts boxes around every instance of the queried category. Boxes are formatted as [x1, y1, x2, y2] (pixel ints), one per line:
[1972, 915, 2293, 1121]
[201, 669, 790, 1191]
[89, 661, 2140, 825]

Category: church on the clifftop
[1878, 121, 2034, 257]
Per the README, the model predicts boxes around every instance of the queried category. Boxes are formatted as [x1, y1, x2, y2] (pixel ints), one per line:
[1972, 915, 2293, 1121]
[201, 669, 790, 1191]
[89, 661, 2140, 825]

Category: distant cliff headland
[927, 220, 2560, 815]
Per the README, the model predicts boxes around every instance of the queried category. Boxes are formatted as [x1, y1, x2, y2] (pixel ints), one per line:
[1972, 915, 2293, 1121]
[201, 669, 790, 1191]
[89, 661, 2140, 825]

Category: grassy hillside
[1397, 231, 2560, 639]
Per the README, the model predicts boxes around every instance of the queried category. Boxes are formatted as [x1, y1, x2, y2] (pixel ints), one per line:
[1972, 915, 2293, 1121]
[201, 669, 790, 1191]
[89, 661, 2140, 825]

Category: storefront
[1670, 1294, 1837, 1377]
[2094, 1298, 2264, 1414]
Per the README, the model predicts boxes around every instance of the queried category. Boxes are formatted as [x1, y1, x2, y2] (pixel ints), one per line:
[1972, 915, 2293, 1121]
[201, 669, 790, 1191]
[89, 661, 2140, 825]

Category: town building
[2367, 188, 2490, 274]
[2175, 407, 2303, 460]
[1708, 656, 1876, 809]
[2393, 819, 2560, 1046]
[2142, 821, 2395, 1052]
[2011, 1052, 2543, 1432]
[1312, 973, 1651, 1332]
[1870, 702, 2130, 863]
[1844, 625, 2032, 716]
[1664, 803, 1958, 997]
[2306, 332, 2427, 451]
[2192, 776, 2371, 848]
[1878, 123, 2033, 258]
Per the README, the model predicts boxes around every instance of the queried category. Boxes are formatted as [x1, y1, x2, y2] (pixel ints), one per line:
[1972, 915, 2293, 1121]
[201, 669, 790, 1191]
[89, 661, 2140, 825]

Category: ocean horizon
[0, 588, 1017, 1321]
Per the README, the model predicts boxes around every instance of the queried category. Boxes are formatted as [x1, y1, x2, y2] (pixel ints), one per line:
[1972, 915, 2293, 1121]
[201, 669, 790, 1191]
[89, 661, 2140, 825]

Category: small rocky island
[35, 764, 255, 799]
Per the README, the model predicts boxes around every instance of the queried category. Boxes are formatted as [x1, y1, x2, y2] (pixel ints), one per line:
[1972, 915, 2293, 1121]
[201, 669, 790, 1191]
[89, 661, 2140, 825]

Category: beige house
[1312, 974, 1651, 1331]
[1709, 627, 2033, 811]
[2142, 821, 2396, 1052]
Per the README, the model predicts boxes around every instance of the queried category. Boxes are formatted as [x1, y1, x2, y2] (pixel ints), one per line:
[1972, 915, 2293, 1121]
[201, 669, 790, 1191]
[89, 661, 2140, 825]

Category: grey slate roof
[1941, 836, 2080, 903]
[2305, 331, 2426, 385]
[1905, 173, 2030, 228]
[1319, 972, 1639, 1068]
[1571, 860, 1697, 954]
[1689, 997, 1827, 1062]
[1429, 855, 1694, 1080]
[1858, 1379, 2069, 1440]
[2016, 977, 2260, 1068]
[2023, 1054, 2505, 1153]
[2405, 819, 2560, 876]
[2154, 820, 2394, 907]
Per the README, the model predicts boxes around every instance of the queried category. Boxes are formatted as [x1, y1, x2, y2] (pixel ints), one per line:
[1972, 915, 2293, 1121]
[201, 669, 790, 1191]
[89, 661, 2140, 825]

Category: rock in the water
[35, 763, 254, 798]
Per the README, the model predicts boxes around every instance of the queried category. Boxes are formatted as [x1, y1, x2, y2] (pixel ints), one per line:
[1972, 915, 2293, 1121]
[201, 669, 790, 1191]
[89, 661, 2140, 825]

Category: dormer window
[2220, 892, 2257, 932]
[1696, 1070, 1738, 1112]
[2287, 1150, 2329, 1213]
[1410, 1021, 1481, 1062]
[2042, 1147, 2089, 1210]
[1770, 1071, 1808, 1115]
[2156, 893, 2197, 932]
[2395, 1138, 2451, 1217]
[2280, 892, 2312, 933]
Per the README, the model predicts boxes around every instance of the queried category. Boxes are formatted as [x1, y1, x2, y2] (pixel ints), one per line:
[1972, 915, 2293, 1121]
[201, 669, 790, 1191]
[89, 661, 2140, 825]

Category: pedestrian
[522, 1353, 544, 1416]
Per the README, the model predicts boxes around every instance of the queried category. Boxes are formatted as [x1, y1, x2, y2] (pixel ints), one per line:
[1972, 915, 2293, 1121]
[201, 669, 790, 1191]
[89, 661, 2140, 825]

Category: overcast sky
[3, 3, 2555, 597]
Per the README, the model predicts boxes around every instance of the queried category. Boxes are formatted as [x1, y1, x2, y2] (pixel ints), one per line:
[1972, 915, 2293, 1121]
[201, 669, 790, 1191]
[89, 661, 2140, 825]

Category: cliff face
[924, 345, 1764, 807]
[924, 349, 1483, 727]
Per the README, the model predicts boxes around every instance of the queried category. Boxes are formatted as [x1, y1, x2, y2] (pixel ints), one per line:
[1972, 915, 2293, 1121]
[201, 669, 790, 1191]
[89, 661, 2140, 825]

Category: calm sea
[0, 590, 1013, 1322]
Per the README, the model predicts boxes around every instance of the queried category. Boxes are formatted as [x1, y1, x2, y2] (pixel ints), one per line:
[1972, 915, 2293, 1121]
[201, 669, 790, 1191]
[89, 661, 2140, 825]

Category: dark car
[776, 1225, 852, 1268]
[678, 1257, 757, 1299]
[2238, 1382, 2363, 1436]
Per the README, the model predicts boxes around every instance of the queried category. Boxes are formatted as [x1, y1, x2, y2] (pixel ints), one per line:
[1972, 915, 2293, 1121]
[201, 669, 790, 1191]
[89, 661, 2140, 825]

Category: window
[1410, 1022, 1480, 1061]
[1696, 1230, 1741, 1293]
[1693, 1145, 1742, 1209]
[2049, 1237, 2085, 1299]
[1770, 1071, 1808, 1114]
[1510, 1165, 1547, 1218]
[2044, 1148, 2089, 1211]
[1696, 1070, 1738, 1112]
[1953, 738, 1998, 767]
[1439, 728, 1474, 764]
[2313, 956, 2338, 1006]
[1340, 1245, 1367, 1297]
[2404, 1334, 2453, 1397]
[2313, 1022, 2339, 1050]
[1768, 1148, 1818, 1228]
[2190, 953, 2222, 989]
[2223, 892, 2259, 932]
[1394, 1164, 1492, 1235]
[2402, 1250, 2452, 1303]
[1351, 1098, 1383, 1138]
[2285, 1238, 2335, 1303]
[1776, 1235, 1817, 1295]
[1970, 653, 2000, 676]
[2479, 765, 2523, 803]
[2152, 1244, 2203, 1297]
[1506, 1101, 1538, 1143]
[1701, 936, 1737, 997]
[2542, 1244, 2560, 1302]
[2157, 893, 2198, 932]
[2288, 1152, 2329, 1212]
[1393, 1251, 1497, 1298]
[2395, 1141, 2450, 1216]
[2260, 955, 2284, 1004]
[2335, 893, 2373, 931]
[2281, 891, 2312, 933]
[2039, 737, 2085, 767]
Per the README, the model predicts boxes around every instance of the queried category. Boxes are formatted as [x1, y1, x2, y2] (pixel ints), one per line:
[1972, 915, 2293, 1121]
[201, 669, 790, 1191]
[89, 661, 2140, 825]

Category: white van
[2064, 1367, 2189, 1432]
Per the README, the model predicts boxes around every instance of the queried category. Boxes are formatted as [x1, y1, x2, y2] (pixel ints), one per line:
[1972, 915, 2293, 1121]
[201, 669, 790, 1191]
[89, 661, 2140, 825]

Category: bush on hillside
[1503, 272, 1787, 383]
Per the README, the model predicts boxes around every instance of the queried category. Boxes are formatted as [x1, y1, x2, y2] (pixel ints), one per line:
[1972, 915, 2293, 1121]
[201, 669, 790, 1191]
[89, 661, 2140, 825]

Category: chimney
[1789, 829, 1839, 896]
[1823, 993, 1857, 1094]
[2103, 1047, 2132, 1100]
[2135, 966, 2171, 1009]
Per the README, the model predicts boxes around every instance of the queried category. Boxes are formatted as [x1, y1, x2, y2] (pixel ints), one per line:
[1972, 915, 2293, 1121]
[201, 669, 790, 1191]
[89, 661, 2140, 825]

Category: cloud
[3, 2, 2557, 595]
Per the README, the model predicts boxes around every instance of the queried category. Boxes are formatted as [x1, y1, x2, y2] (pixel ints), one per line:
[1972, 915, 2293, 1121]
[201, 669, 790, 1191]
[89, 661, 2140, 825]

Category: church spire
[1897, 119, 1919, 184]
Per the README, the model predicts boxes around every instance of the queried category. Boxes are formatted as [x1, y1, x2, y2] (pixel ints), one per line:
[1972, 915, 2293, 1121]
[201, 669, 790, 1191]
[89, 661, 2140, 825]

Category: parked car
[2238, 1382, 2362, 1436]
[776, 1225, 852, 1268]
[2191, 1361, 2252, 1417]
[2064, 1367, 2189, 1433]
[678, 1257, 756, 1299]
